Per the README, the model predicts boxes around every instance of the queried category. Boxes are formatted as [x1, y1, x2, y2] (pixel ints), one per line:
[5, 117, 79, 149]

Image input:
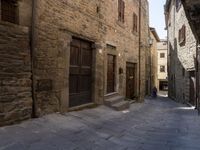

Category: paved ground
[0, 96, 200, 150]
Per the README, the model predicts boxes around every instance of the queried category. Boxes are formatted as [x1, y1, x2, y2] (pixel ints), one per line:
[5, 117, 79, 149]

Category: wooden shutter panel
[133, 13, 137, 32]
[122, 0, 125, 22]
[1, 0, 18, 24]
[183, 25, 186, 43]
[118, 0, 125, 22]
[118, 0, 121, 21]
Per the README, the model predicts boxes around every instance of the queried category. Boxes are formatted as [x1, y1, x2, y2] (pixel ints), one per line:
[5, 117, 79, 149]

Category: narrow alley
[0, 96, 200, 150]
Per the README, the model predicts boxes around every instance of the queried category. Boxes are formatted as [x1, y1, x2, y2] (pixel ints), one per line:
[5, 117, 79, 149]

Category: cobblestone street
[0, 96, 200, 150]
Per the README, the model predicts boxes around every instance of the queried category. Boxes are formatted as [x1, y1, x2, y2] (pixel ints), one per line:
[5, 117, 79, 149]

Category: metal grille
[1, 0, 18, 24]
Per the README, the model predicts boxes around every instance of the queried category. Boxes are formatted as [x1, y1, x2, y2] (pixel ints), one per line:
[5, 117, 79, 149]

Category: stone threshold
[68, 103, 97, 111]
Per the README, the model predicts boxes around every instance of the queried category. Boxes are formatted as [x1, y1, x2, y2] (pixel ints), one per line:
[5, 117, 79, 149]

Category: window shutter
[118, 0, 121, 21]
[122, 1, 125, 22]
[118, 0, 125, 23]
[133, 13, 137, 32]
[183, 25, 186, 43]
[1, 0, 18, 24]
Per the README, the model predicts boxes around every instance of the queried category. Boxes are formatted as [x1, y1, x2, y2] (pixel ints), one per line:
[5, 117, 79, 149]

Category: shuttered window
[176, 0, 181, 11]
[160, 66, 165, 73]
[160, 53, 165, 58]
[118, 0, 125, 23]
[178, 25, 186, 46]
[133, 12, 137, 32]
[1, 0, 18, 24]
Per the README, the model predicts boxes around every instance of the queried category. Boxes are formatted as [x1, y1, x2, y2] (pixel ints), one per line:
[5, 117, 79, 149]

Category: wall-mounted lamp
[149, 38, 154, 46]
[98, 49, 103, 54]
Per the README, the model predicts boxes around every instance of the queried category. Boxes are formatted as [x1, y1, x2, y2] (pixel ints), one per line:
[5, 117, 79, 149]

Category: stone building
[181, 0, 200, 111]
[146, 27, 160, 95]
[157, 40, 168, 91]
[165, 0, 196, 105]
[0, 0, 149, 126]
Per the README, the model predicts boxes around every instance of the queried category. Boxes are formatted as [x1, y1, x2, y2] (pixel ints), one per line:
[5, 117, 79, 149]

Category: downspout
[138, 0, 141, 100]
[31, 0, 37, 118]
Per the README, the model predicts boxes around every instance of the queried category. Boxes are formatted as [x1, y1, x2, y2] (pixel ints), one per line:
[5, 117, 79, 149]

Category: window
[160, 53, 165, 58]
[176, 0, 181, 11]
[118, 0, 125, 23]
[178, 25, 186, 46]
[133, 12, 137, 32]
[1, 0, 18, 24]
[160, 66, 165, 72]
[182, 68, 185, 77]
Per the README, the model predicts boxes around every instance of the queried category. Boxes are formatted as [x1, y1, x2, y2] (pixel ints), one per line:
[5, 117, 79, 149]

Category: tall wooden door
[69, 38, 92, 107]
[107, 54, 116, 93]
[189, 71, 195, 105]
[126, 63, 136, 99]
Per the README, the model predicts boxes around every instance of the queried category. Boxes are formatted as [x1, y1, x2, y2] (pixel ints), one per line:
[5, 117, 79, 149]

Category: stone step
[112, 101, 130, 111]
[104, 92, 119, 99]
[104, 95, 124, 106]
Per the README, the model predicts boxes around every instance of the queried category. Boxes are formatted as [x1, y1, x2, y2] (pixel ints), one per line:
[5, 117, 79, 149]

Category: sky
[149, 0, 167, 39]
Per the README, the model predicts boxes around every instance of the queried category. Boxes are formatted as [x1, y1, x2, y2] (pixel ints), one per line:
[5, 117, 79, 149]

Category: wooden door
[126, 63, 136, 99]
[69, 38, 92, 107]
[107, 54, 116, 93]
[189, 71, 195, 105]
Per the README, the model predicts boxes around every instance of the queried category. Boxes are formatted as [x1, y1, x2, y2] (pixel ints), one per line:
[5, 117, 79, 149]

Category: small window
[178, 25, 186, 46]
[160, 66, 165, 73]
[160, 53, 165, 58]
[182, 68, 185, 77]
[133, 12, 137, 32]
[176, 0, 181, 11]
[118, 0, 125, 23]
[1, 0, 18, 24]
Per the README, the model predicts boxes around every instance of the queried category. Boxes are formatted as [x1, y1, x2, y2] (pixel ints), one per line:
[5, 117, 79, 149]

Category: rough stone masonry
[0, 0, 149, 126]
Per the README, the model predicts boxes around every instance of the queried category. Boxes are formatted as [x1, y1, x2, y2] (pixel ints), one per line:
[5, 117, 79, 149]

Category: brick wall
[0, 22, 32, 126]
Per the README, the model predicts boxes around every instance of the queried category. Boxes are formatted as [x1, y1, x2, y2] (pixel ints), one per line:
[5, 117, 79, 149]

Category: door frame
[69, 37, 94, 108]
[104, 44, 118, 95]
[106, 54, 117, 94]
[126, 62, 137, 99]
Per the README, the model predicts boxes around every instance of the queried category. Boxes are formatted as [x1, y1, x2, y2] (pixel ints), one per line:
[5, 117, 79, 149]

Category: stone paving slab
[0, 97, 200, 150]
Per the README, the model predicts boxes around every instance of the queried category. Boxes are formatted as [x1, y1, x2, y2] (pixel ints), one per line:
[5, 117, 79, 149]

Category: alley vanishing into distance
[0, 96, 200, 150]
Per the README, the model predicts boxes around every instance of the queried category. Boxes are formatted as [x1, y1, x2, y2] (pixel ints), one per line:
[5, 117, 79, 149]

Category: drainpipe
[31, 0, 37, 118]
[138, 0, 141, 100]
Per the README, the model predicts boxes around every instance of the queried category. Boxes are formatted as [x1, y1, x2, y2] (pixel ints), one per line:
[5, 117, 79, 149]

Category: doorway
[189, 71, 195, 105]
[126, 63, 136, 99]
[107, 54, 116, 94]
[69, 38, 93, 107]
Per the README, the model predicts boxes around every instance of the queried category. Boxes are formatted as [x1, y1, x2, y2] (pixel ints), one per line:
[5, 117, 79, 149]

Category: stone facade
[0, 0, 33, 126]
[181, 0, 200, 111]
[0, 0, 149, 126]
[146, 27, 160, 95]
[157, 40, 168, 91]
[165, 0, 196, 104]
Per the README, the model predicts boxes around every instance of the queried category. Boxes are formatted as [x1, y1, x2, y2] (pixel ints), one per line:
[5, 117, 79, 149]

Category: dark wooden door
[69, 38, 92, 107]
[107, 54, 115, 93]
[126, 63, 136, 99]
[189, 71, 195, 105]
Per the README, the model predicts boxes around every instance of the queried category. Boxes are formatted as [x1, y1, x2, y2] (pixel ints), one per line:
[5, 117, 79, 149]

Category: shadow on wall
[168, 38, 196, 105]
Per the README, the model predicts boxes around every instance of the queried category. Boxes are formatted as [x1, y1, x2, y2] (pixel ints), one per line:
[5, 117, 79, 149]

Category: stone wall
[0, 22, 32, 126]
[0, 0, 150, 125]
[140, 0, 150, 100]
[157, 41, 168, 80]
[150, 30, 159, 92]
[34, 0, 150, 116]
[166, 0, 196, 103]
[34, 0, 106, 116]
